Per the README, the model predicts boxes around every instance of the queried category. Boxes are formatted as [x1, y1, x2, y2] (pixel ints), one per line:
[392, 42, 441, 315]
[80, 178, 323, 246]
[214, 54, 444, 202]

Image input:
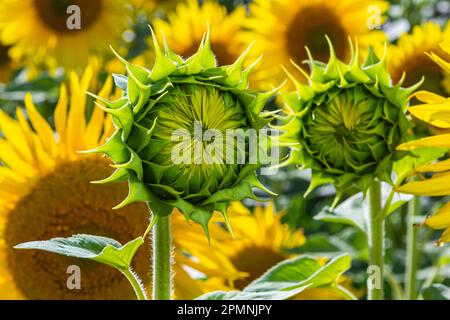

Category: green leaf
[422, 284, 450, 300]
[113, 74, 128, 92]
[15, 234, 144, 271]
[315, 199, 367, 234]
[197, 254, 353, 300]
[197, 287, 309, 300]
[316, 183, 412, 234]
[245, 254, 351, 293]
[296, 230, 368, 261]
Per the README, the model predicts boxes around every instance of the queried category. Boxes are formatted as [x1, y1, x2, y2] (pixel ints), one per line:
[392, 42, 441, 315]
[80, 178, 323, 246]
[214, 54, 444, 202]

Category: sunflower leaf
[15, 234, 144, 272]
[197, 287, 310, 300]
[197, 254, 353, 300]
[422, 284, 450, 300]
[315, 184, 412, 234]
[244, 254, 351, 293]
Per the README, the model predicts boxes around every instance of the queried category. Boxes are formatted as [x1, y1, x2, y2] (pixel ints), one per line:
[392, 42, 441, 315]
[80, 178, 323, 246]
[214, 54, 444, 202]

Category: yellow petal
[85, 77, 112, 148]
[396, 173, 450, 196]
[16, 108, 54, 172]
[397, 134, 450, 150]
[24, 93, 58, 156]
[0, 110, 32, 162]
[425, 202, 450, 229]
[409, 101, 450, 128]
[439, 227, 450, 243]
[66, 71, 86, 155]
[54, 84, 68, 154]
[410, 91, 447, 104]
[80, 66, 93, 92]
[429, 51, 450, 74]
[0, 139, 35, 177]
[415, 158, 450, 173]
[439, 42, 450, 56]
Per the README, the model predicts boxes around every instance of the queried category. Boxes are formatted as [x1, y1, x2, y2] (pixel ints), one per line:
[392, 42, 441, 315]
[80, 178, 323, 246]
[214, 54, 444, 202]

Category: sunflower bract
[87, 30, 275, 236]
[280, 38, 423, 199]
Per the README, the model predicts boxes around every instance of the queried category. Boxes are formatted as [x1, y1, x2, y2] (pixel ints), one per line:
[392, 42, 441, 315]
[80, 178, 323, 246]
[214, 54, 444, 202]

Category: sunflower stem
[122, 269, 148, 300]
[366, 181, 384, 300]
[405, 196, 420, 300]
[152, 214, 172, 300]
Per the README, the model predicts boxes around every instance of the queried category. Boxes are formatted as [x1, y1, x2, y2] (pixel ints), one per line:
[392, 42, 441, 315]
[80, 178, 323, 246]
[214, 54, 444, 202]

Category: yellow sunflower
[386, 22, 450, 96]
[241, 0, 388, 90]
[0, 0, 131, 71]
[152, 0, 246, 65]
[396, 42, 450, 245]
[0, 66, 242, 300]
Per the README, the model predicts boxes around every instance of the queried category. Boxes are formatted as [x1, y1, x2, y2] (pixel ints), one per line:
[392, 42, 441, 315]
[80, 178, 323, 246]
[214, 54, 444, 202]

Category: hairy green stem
[367, 181, 384, 300]
[152, 215, 172, 300]
[122, 269, 148, 300]
[405, 196, 420, 300]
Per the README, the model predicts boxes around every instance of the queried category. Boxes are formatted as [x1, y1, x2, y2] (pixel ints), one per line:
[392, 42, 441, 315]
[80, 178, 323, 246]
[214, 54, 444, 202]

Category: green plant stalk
[367, 181, 384, 300]
[152, 215, 172, 300]
[405, 196, 420, 300]
[385, 267, 403, 300]
[122, 269, 148, 300]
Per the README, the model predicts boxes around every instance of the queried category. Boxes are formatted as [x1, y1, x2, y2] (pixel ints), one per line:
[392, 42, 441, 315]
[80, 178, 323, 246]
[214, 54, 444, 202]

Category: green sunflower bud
[280, 38, 423, 201]
[86, 29, 276, 236]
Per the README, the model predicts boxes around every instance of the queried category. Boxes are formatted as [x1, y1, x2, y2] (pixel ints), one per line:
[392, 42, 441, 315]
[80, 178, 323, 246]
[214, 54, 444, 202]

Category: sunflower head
[280, 38, 423, 198]
[87, 29, 276, 236]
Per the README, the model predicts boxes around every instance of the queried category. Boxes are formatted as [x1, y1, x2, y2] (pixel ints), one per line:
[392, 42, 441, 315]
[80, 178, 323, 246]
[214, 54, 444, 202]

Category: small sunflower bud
[280, 38, 423, 200]
[87, 29, 276, 236]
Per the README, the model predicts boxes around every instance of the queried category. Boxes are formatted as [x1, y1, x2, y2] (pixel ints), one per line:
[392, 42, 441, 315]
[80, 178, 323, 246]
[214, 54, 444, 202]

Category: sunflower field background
[0, 0, 450, 301]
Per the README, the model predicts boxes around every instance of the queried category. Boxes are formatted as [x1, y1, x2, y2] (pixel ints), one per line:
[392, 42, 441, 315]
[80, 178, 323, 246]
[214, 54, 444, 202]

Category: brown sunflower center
[0, 45, 10, 67]
[286, 6, 348, 64]
[4, 157, 150, 300]
[230, 246, 286, 290]
[181, 40, 237, 66]
[33, 0, 102, 33]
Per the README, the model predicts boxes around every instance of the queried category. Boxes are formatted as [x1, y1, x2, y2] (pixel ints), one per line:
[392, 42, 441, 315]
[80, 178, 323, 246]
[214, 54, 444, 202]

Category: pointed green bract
[279, 38, 423, 198]
[88, 28, 276, 236]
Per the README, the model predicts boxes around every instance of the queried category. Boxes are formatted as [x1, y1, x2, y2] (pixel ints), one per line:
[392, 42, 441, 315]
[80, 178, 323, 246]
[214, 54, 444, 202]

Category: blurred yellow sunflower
[0, 0, 131, 70]
[196, 202, 356, 299]
[396, 42, 450, 245]
[152, 0, 246, 65]
[386, 22, 450, 96]
[133, 0, 180, 14]
[205, 202, 305, 289]
[241, 0, 388, 90]
[0, 66, 241, 300]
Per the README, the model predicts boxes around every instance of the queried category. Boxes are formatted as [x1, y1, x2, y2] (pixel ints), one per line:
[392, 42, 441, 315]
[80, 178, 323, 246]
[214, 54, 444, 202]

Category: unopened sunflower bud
[86, 29, 277, 236]
[279, 38, 423, 201]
